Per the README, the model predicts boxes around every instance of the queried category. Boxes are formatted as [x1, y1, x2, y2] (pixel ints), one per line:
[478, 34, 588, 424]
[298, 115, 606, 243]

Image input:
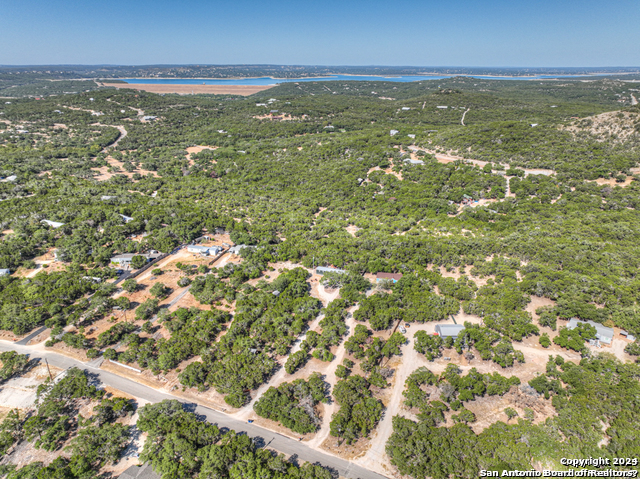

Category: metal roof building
[110, 252, 162, 265]
[0, 269, 10, 276]
[316, 266, 346, 275]
[567, 318, 614, 345]
[187, 245, 222, 256]
[41, 219, 65, 229]
[229, 244, 252, 255]
[435, 324, 465, 338]
[119, 464, 161, 479]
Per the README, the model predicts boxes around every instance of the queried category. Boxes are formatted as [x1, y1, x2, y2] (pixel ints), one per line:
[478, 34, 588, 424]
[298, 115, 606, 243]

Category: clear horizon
[1, 0, 639, 66]
[0, 64, 639, 69]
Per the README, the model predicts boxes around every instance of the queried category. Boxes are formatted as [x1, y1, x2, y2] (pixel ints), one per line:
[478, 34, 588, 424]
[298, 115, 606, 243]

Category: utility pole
[44, 359, 53, 381]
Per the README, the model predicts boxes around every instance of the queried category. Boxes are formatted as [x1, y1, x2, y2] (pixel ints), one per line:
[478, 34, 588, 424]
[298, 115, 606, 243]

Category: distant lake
[119, 73, 611, 86]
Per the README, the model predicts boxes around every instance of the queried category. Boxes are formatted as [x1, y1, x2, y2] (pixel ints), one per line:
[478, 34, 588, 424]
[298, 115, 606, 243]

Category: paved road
[16, 326, 48, 345]
[0, 341, 388, 479]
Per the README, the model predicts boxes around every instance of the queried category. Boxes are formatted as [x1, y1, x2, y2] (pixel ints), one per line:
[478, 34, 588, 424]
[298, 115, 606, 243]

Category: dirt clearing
[101, 83, 275, 96]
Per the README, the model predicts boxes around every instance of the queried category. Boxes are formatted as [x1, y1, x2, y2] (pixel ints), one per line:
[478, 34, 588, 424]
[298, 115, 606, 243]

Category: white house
[316, 266, 346, 275]
[187, 245, 222, 256]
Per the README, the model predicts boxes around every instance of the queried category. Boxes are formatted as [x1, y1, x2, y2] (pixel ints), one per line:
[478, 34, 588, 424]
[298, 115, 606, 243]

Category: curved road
[461, 108, 470, 126]
[0, 341, 388, 479]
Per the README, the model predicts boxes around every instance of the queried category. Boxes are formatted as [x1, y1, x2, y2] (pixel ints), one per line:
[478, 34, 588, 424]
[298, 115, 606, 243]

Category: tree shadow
[84, 370, 103, 389]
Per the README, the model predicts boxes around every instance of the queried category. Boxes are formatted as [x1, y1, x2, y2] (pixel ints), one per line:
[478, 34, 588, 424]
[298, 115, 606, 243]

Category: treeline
[137, 399, 331, 479]
[1, 367, 133, 477]
[254, 373, 330, 434]
[387, 355, 640, 478]
[180, 267, 322, 406]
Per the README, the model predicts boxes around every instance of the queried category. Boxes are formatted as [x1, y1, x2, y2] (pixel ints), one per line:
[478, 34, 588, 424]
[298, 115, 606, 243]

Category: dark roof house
[119, 463, 161, 479]
[376, 272, 403, 282]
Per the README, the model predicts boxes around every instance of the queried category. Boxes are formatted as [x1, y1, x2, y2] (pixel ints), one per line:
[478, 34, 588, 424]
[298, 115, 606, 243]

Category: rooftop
[376, 272, 403, 281]
[119, 464, 161, 479]
[435, 324, 466, 337]
[567, 318, 614, 344]
[42, 219, 65, 228]
[316, 266, 346, 274]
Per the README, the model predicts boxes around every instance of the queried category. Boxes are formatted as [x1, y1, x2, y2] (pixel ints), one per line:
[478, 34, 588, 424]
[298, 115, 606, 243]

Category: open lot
[100, 82, 275, 96]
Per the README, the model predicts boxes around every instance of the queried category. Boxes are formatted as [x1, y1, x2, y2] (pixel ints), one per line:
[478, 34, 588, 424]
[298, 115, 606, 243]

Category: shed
[376, 272, 403, 283]
[401, 107, 411, 111]
[0, 269, 10, 276]
[435, 324, 465, 339]
[119, 214, 134, 223]
[316, 266, 346, 275]
[390, 130, 399, 136]
[404, 158, 424, 165]
[567, 318, 614, 345]
[41, 220, 65, 229]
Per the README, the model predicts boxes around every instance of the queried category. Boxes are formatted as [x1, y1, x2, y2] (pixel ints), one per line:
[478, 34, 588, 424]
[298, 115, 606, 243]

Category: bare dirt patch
[186, 145, 218, 165]
[466, 386, 557, 434]
[0, 364, 63, 411]
[591, 176, 635, 188]
[322, 436, 371, 461]
[92, 155, 159, 181]
[562, 110, 640, 145]
[253, 113, 300, 121]
[49, 342, 90, 362]
[100, 359, 236, 413]
[101, 83, 275, 96]
[526, 296, 556, 320]
[345, 225, 360, 237]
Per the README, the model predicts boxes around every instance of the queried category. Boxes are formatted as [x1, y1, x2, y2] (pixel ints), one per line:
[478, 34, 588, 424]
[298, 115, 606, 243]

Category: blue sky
[1, 0, 638, 66]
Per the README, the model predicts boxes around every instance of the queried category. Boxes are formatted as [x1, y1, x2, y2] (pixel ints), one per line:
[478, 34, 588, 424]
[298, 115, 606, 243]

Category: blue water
[120, 73, 611, 86]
